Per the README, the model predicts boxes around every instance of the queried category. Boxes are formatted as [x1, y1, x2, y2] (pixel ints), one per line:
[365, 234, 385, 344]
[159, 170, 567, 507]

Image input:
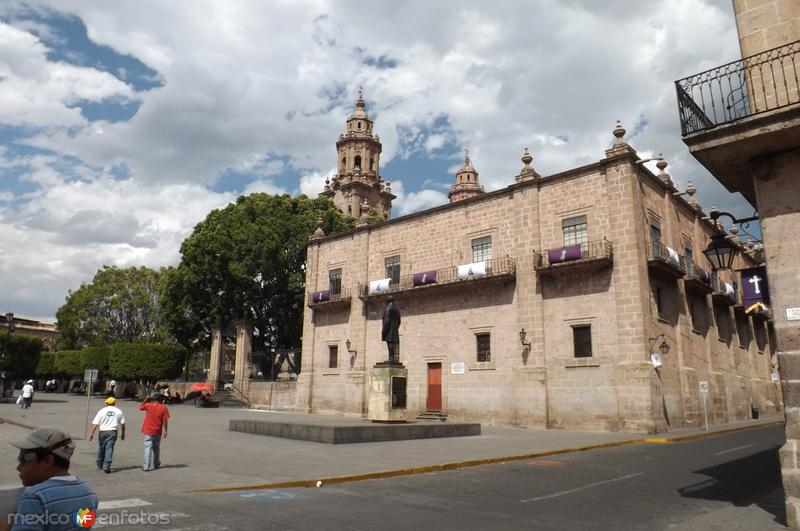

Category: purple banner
[312, 290, 330, 303]
[548, 244, 582, 264]
[412, 270, 438, 286]
[740, 266, 770, 309]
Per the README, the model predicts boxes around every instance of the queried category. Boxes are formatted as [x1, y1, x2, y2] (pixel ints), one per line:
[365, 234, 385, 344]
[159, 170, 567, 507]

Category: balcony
[675, 40, 800, 136]
[647, 241, 686, 280]
[358, 256, 516, 301]
[683, 260, 713, 294]
[533, 239, 613, 276]
[711, 277, 738, 306]
[676, 40, 800, 204]
[307, 287, 352, 311]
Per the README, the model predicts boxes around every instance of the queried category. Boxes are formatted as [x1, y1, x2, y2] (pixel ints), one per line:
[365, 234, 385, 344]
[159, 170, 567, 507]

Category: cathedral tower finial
[449, 149, 484, 203]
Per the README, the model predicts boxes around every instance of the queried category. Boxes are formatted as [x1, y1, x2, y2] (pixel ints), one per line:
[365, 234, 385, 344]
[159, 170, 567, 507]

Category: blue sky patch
[5, 8, 162, 92]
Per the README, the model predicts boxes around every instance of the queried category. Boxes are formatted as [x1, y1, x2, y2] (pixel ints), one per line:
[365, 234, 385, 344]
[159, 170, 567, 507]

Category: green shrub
[108, 342, 186, 380]
[80, 346, 110, 373]
[53, 350, 83, 376]
[2, 334, 43, 379]
[35, 351, 55, 377]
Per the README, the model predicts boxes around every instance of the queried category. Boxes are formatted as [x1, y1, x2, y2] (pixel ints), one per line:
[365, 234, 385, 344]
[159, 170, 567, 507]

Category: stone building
[294, 99, 779, 433]
[675, 0, 800, 524]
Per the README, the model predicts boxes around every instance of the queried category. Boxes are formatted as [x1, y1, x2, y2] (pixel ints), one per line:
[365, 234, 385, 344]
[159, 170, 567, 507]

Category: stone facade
[294, 120, 778, 433]
[681, 3, 800, 526]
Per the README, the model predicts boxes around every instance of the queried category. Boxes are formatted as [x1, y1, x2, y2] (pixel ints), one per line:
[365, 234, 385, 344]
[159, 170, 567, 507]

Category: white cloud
[0, 21, 136, 128]
[390, 180, 449, 216]
[0, 0, 753, 317]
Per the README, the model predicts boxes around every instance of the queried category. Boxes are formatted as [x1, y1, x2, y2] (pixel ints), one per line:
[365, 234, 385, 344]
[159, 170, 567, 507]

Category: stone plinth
[368, 365, 408, 422]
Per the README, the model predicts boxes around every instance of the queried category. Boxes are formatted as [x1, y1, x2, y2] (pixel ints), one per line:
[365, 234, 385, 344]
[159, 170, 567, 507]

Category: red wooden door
[427, 363, 442, 411]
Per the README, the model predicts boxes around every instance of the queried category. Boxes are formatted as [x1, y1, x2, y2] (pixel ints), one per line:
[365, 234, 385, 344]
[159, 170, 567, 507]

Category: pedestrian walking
[8, 426, 98, 530]
[88, 397, 126, 473]
[139, 393, 169, 472]
[20, 380, 34, 409]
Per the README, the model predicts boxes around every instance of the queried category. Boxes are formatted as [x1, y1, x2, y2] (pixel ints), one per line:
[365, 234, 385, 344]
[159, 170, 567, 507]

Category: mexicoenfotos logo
[73, 508, 96, 528]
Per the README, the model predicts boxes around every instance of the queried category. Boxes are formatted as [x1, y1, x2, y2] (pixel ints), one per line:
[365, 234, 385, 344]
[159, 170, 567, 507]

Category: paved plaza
[0, 393, 786, 529]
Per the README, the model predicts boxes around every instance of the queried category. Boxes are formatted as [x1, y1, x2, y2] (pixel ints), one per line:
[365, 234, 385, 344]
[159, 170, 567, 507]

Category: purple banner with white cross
[739, 266, 770, 312]
[312, 290, 330, 303]
[548, 244, 582, 264]
[412, 270, 437, 286]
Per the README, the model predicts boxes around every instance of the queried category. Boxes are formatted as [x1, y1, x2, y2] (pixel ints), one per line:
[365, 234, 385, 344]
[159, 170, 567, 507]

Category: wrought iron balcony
[307, 287, 351, 310]
[647, 241, 686, 280]
[533, 239, 613, 275]
[711, 276, 738, 306]
[359, 256, 516, 300]
[683, 259, 713, 294]
[675, 40, 800, 136]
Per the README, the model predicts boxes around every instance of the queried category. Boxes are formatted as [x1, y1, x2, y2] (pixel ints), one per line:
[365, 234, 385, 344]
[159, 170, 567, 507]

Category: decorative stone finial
[729, 224, 740, 236]
[654, 154, 673, 187]
[685, 180, 696, 197]
[324, 177, 331, 192]
[521, 147, 533, 172]
[309, 217, 325, 240]
[613, 120, 627, 146]
[385, 181, 392, 193]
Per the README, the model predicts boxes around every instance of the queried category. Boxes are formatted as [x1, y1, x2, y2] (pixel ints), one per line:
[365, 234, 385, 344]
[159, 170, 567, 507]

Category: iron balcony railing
[359, 256, 516, 298]
[307, 287, 351, 306]
[647, 241, 686, 274]
[683, 259, 712, 284]
[533, 239, 613, 269]
[675, 40, 800, 135]
[712, 275, 739, 305]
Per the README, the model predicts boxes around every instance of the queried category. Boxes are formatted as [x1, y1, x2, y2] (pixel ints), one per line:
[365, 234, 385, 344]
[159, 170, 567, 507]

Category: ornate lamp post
[702, 209, 759, 271]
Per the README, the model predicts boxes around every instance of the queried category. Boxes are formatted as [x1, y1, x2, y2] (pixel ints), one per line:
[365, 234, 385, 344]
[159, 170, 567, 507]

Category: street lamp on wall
[519, 328, 531, 349]
[648, 333, 670, 369]
[345, 339, 357, 368]
[702, 209, 759, 271]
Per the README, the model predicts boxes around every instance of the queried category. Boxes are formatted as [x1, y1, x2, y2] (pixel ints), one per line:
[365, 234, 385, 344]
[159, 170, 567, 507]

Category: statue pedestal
[368, 364, 408, 423]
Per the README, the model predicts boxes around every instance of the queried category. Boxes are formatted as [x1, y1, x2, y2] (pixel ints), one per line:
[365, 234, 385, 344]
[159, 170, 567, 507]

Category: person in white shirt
[88, 397, 126, 473]
[20, 380, 34, 409]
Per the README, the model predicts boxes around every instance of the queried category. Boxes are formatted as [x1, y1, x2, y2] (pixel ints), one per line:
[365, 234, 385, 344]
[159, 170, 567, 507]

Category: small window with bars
[385, 255, 401, 285]
[572, 325, 593, 358]
[329, 268, 342, 297]
[476, 333, 491, 362]
[471, 236, 492, 263]
[562, 215, 588, 249]
[328, 345, 338, 369]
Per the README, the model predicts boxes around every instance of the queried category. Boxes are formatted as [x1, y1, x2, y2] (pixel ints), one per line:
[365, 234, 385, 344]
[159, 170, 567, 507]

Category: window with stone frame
[714, 303, 732, 342]
[653, 286, 664, 318]
[562, 215, 588, 250]
[754, 320, 768, 352]
[329, 268, 342, 297]
[735, 313, 751, 348]
[471, 236, 492, 263]
[385, 255, 401, 285]
[572, 325, 593, 358]
[476, 333, 491, 362]
[328, 345, 338, 369]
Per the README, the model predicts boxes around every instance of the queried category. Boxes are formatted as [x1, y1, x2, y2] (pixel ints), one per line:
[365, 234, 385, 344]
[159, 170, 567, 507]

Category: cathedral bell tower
[320, 91, 395, 219]
[448, 149, 485, 203]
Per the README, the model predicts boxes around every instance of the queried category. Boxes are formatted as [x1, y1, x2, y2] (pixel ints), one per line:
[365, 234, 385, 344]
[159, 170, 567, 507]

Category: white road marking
[520, 472, 644, 503]
[97, 498, 152, 510]
[715, 444, 754, 456]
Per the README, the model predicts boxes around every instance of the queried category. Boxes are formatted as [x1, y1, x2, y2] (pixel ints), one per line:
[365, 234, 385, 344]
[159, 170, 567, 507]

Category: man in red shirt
[139, 393, 169, 472]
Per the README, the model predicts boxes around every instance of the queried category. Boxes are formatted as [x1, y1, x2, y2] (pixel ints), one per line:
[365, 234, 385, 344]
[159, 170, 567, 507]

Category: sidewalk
[0, 393, 783, 497]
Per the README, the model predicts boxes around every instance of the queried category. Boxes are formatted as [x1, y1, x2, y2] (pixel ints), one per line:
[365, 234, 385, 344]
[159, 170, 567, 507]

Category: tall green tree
[56, 266, 168, 348]
[161, 194, 352, 377]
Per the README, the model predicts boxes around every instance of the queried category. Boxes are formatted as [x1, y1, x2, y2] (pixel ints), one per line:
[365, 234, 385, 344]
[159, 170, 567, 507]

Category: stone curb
[192, 420, 783, 494]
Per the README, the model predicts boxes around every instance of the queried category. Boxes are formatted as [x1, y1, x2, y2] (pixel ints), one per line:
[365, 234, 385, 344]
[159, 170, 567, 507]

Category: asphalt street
[90, 425, 785, 531]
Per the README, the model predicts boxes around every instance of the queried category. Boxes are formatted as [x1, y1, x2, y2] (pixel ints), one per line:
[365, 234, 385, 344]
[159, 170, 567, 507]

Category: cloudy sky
[0, 0, 754, 320]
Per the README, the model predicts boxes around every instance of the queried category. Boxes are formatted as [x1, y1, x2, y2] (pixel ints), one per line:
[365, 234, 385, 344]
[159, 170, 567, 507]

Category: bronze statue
[382, 296, 401, 364]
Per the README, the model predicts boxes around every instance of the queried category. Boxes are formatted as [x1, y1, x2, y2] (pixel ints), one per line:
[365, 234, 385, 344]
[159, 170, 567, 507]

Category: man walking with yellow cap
[88, 397, 125, 473]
